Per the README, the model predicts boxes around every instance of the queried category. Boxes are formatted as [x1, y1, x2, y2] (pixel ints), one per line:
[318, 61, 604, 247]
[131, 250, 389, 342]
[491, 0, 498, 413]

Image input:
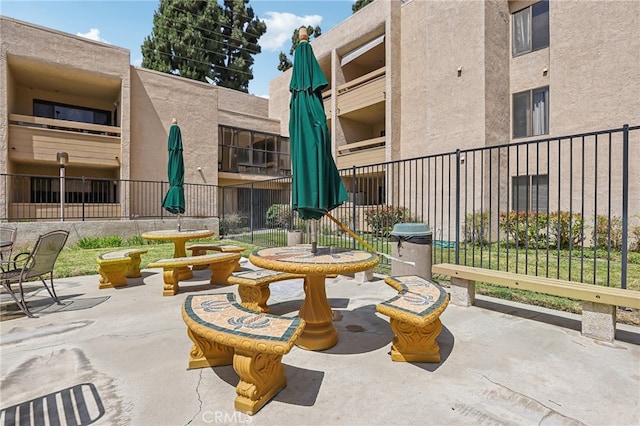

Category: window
[512, 1, 549, 56]
[218, 126, 290, 176]
[33, 100, 112, 126]
[30, 177, 117, 204]
[512, 174, 548, 212]
[513, 86, 549, 138]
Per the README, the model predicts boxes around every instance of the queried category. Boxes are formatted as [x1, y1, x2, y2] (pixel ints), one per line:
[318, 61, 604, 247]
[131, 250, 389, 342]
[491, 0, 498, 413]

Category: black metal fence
[221, 125, 639, 290]
[2, 125, 638, 289]
[0, 175, 219, 221]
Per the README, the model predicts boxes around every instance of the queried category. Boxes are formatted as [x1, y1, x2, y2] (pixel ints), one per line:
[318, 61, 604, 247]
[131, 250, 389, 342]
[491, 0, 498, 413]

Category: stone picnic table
[249, 244, 379, 351]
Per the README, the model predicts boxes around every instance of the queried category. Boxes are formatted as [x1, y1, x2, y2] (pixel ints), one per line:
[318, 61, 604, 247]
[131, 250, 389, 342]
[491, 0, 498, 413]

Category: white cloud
[261, 12, 322, 52]
[76, 28, 110, 44]
[132, 57, 143, 67]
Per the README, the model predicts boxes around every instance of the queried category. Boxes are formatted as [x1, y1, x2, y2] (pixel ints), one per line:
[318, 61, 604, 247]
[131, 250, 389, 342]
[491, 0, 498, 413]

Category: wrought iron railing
[2, 125, 638, 289]
[221, 125, 639, 290]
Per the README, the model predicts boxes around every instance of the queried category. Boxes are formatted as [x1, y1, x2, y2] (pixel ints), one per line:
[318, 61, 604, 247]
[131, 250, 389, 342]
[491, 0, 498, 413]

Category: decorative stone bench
[432, 263, 640, 342]
[227, 269, 305, 313]
[147, 253, 240, 296]
[97, 249, 148, 289]
[187, 244, 245, 271]
[376, 275, 450, 362]
[182, 293, 305, 415]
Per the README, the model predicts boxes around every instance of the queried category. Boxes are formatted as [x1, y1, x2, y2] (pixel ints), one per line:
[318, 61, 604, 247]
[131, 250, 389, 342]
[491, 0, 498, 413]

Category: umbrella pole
[178, 214, 182, 232]
[310, 219, 318, 254]
[324, 212, 415, 266]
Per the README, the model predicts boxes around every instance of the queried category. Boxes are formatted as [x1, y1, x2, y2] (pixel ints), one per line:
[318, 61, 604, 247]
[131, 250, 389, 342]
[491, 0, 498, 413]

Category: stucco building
[1, 0, 639, 225]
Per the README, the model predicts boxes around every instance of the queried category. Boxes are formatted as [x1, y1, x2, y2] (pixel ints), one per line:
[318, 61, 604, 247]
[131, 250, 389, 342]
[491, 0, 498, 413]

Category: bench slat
[148, 253, 238, 268]
[432, 263, 640, 309]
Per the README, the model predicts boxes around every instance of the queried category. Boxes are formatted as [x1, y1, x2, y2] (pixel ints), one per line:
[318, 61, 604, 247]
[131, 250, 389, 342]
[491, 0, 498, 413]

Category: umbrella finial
[172, 118, 178, 125]
[299, 27, 309, 42]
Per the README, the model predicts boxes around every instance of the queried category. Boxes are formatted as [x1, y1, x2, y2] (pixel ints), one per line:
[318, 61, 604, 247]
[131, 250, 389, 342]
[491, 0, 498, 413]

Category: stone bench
[97, 249, 148, 289]
[432, 263, 640, 342]
[187, 243, 245, 271]
[376, 275, 450, 362]
[147, 253, 240, 296]
[182, 293, 305, 415]
[227, 269, 305, 313]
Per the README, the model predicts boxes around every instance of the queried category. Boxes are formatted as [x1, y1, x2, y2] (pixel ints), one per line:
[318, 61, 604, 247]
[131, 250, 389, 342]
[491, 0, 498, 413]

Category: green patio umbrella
[289, 28, 348, 251]
[162, 118, 185, 229]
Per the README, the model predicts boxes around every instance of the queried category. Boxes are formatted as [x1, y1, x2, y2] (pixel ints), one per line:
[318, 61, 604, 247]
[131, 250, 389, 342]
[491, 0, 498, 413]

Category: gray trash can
[390, 223, 433, 279]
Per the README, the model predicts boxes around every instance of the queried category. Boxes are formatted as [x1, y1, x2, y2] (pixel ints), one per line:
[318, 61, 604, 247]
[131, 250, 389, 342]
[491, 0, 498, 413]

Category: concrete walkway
[1, 265, 639, 425]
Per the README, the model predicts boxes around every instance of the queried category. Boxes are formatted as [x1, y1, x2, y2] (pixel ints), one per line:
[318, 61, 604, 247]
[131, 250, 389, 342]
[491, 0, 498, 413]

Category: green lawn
[44, 234, 639, 325]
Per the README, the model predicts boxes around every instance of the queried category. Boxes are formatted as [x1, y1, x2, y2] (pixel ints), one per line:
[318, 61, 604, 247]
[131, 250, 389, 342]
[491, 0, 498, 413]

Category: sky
[0, 0, 357, 97]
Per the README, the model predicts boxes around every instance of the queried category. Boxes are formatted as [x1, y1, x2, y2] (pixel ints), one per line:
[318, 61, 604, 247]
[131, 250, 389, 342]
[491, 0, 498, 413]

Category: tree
[215, 0, 267, 92]
[352, 0, 375, 13]
[277, 25, 321, 72]
[141, 0, 266, 93]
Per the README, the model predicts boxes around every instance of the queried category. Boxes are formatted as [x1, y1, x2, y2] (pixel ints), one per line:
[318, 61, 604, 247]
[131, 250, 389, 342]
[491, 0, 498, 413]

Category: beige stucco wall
[547, 0, 640, 134]
[130, 67, 218, 185]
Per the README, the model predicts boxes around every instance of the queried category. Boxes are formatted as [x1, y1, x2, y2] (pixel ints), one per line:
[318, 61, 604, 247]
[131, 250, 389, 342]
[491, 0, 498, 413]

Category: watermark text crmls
[202, 411, 253, 423]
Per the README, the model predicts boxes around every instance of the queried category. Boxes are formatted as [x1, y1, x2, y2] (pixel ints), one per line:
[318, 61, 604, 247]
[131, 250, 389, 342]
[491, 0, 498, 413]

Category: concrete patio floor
[1, 263, 639, 425]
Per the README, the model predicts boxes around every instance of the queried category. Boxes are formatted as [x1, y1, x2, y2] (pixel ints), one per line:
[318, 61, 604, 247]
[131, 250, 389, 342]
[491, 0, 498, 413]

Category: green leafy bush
[126, 235, 146, 246]
[499, 211, 546, 247]
[220, 213, 248, 236]
[75, 236, 123, 249]
[499, 211, 583, 249]
[265, 204, 292, 229]
[631, 223, 640, 252]
[592, 214, 623, 251]
[464, 211, 490, 245]
[364, 205, 414, 237]
[547, 212, 584, 249]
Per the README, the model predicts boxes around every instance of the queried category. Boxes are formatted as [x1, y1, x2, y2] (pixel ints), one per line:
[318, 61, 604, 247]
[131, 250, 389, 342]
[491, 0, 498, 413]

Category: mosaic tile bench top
[378, 276, 450, 327]
[182, 293, 305, 354]
[228, 269, 303, 286]
[249, 245, 379, 275]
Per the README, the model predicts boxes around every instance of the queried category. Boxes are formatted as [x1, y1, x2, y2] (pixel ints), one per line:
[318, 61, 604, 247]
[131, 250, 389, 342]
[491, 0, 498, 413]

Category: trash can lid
[391, 223, 432, 237]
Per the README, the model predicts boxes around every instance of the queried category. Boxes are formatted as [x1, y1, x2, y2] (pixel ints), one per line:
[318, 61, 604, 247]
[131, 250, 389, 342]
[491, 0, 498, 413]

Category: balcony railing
[336, 67, 385, 116]
[336, 136, 386, 169]
[8, 114, 121, 168]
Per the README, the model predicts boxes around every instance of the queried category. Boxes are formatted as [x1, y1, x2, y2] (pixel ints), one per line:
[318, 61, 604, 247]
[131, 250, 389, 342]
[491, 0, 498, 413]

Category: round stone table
[141, 229, 214, 281]
[249, 245, 379, 351]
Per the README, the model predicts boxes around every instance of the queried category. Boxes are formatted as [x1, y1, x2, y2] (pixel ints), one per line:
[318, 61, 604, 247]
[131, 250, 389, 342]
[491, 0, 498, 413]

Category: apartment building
[269, 0, 639, 219]
[0, 16, 288, 221]
[1, 0, 638, 226]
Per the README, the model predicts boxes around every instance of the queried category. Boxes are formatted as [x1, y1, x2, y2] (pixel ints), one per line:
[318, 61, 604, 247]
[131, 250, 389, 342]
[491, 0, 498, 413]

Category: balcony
[336, 136, 386, 169]
[336, 67, 385, 117]
[8, 114, 121, 168]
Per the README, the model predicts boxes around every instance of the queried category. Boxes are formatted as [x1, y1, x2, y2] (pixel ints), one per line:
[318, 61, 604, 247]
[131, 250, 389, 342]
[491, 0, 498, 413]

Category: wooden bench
[376, 275, 450, 362]
[432, 263, 640, 342]
[97, 249, 148, 289]
[182, 293, 305, 415]
[187, 243, 245, 271]
[147, 253, 240, 296]
[227, 269, 305, 313]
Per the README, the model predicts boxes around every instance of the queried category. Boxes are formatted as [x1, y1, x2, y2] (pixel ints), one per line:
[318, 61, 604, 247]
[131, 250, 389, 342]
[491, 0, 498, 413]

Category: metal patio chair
[0, 230, 69, 318]
[0, 226, 17, 271]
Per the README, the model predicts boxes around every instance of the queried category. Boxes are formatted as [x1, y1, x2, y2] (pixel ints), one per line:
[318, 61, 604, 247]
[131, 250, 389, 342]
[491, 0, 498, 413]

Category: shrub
[592, 215, 623, 251]
[499, 211, 583, 250]
[364, 205, 414, 237]
[75, 236, 123, 249]
[126, 235, 146, 246]
[265, 204, 293, 229]
[464, 211, 490, 245]
[499, 211, 546, 247]
[220, 213, 247, 236]
[631, 223, 640, 253]
[548, 211, 584, 249]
